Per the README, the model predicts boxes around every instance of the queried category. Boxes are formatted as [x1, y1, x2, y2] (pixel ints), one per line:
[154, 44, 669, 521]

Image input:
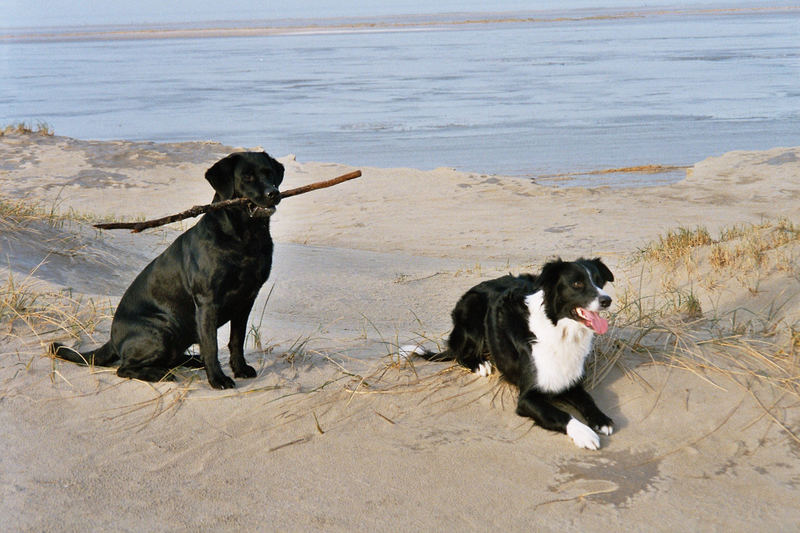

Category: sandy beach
[1, 132, 799, 531]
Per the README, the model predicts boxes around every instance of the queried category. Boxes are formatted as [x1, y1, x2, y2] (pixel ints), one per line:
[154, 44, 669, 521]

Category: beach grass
[0, 270, 111, 348]
[0, 194, 128, 230]
[640, 218, 799, 275]
[591, 219, 800, 444]
[1, 121, 54, 136]
[0, 200, 115, 344]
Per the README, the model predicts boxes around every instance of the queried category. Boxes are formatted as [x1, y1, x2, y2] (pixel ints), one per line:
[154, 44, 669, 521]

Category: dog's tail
[398, 344, 455, 362]
[48, 341, 119, 367]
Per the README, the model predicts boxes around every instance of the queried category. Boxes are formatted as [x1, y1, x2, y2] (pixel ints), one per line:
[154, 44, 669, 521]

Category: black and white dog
[404, 258, 615, 450]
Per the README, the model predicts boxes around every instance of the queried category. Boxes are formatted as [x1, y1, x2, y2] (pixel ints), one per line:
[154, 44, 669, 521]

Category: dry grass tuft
[0, 195, 106, 232]
[641, 226, 713, 263]
[0, 269, 111, 345]
[639, 218, 798, 275]
[598, 218, 800, 440]
[0, 199, 116, 344]
[1, 121, 54, 136]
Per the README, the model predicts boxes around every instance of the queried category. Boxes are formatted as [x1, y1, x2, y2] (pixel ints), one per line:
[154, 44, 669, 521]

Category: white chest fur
[525, 291, 594, 393]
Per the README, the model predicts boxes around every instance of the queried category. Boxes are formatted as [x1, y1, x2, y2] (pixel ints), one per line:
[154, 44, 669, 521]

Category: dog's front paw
[597, 423, 614, 436]
[589, 414, 614, 436]
[208, 373, 236, 390]
[566, 418, 601, 450]
[233, 364, 257, 379]
[473, 361, 493, 377]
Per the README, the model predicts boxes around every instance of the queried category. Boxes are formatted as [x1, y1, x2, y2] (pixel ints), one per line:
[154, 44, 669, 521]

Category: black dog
[404, 258, 615, 449]
[50, 152, 283, 389]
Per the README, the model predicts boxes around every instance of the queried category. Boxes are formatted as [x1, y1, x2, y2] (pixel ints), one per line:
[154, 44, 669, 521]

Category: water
[2, 4, 799, 186]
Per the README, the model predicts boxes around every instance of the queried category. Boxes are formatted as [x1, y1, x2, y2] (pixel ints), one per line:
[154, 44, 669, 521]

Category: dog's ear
[269, 154, 285, 187]
[537, 258, 564, 324]
[205, 153, 240, 200]
[538, 258, 564, 284]
[592, 257, 615, 283]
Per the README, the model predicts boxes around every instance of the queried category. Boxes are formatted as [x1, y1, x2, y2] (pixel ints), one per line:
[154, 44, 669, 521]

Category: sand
[1, 133, 799, 531]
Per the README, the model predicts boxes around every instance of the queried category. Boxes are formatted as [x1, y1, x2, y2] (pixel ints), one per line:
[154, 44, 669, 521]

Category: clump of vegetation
[641, 219, 798, 271]
[0, 270, 110, 343]
[0, 198, 113, 343]
[1, 121, 54, 136]
[0, 195, 117, 231]
[710, 218, 799, 273]
[637, 218, 799, 293]
[641, 226, 713, 263]
[591, 218, 800, 415]
[0, 197, 62, 230]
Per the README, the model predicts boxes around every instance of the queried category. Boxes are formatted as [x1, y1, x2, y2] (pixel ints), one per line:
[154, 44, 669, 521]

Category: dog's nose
[266, 188, 281, 205]
[599, 295, 612, 309]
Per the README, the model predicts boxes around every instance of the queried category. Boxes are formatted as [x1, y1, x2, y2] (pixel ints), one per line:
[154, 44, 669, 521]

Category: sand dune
[1, 133, 798, 531]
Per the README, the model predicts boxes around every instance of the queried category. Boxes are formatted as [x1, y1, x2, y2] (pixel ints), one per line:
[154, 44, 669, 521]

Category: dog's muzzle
[247, 204, 276, 218]
[248, 189, 280, 218]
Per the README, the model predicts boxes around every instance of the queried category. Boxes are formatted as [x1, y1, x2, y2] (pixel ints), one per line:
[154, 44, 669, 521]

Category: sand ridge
[1, 134, 799, 530]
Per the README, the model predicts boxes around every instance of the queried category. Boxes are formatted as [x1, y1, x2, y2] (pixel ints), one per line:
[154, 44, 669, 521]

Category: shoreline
[2, 133, 798, 261]
[4, 6, 799, 42]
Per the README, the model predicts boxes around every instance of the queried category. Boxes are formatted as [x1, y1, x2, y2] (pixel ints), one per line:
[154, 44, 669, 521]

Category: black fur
[50, 152, 284, 389]
[418, 258, 616, 445]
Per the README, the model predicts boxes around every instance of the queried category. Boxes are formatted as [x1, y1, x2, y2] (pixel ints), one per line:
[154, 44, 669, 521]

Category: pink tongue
[577, 308, 608, 334]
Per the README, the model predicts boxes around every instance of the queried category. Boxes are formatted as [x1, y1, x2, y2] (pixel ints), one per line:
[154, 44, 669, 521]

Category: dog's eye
[572, 280, 585, 289]
[243, 173, 255, 183]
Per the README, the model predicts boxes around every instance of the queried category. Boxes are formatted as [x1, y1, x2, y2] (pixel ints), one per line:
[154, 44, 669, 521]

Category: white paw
[474, 361, 493, 377]
[397, 344, 425, 360]
[598, 425, 613, 436]
[566, 418, 600, 450]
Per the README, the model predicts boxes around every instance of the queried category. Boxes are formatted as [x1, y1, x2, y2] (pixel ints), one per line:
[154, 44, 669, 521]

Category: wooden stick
[93, 170, 361, 233]
[280, 170, 362, 199]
